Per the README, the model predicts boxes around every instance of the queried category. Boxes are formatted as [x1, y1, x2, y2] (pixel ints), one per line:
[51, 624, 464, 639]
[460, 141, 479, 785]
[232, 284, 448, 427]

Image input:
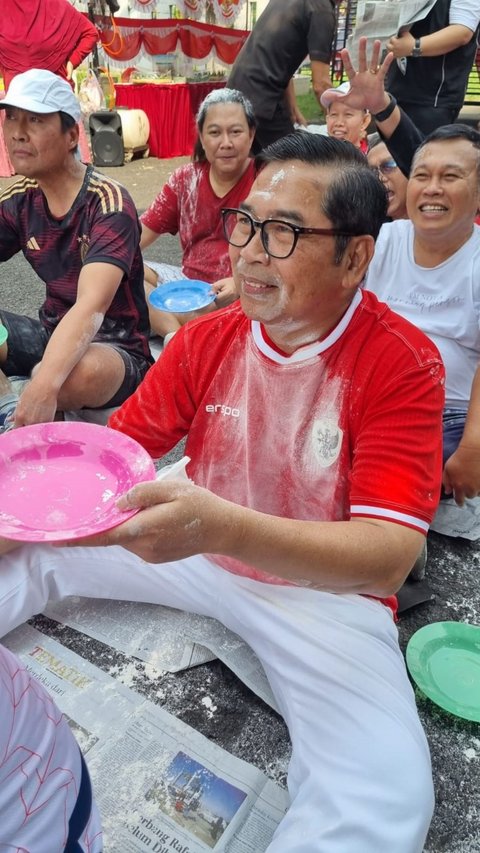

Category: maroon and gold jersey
[0, 166, 151, 361]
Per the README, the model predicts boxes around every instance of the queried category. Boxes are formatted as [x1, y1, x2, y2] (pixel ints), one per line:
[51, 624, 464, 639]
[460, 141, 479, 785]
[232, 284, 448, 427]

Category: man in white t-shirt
[0, 134, 445, 851]
[332, 38, 480, 512]
[366, 123, 480, 508]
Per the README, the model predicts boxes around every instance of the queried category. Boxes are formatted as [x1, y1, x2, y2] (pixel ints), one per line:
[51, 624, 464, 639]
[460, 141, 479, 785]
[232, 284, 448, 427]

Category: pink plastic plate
[0, 421, 155, 542]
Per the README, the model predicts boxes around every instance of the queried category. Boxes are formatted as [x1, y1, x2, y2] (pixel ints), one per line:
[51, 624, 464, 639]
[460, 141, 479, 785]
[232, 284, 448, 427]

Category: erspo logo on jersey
[205, 403, 240, 418]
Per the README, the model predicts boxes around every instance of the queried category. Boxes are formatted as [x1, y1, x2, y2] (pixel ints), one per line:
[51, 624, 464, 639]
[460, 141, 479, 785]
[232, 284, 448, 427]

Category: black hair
[423, 122, 480, 148]
[193, 88, 256, 162]
[413, 123, 480, 181]
[255, 132, 388, 263]
[59, 111, 76, 132]
[59, 111, 79, 154]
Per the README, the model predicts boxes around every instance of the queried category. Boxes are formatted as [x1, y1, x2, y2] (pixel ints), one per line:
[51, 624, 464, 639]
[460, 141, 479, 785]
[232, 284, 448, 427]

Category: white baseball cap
[320, 81, 352, 109]
[0, 69, 81, 122]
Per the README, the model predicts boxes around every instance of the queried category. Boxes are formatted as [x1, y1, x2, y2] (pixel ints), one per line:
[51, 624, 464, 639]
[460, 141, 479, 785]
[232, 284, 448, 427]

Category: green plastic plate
[0, 324, 7, 346]
[406, 621, 480, 721]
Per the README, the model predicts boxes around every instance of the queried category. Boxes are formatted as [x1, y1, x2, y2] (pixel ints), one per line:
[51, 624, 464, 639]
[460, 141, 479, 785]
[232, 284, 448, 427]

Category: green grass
[296, 90, 325, 124]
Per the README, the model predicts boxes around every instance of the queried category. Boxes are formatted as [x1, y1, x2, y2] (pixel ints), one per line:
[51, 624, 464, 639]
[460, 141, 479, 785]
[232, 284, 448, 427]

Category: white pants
[0, 545, 434, 852]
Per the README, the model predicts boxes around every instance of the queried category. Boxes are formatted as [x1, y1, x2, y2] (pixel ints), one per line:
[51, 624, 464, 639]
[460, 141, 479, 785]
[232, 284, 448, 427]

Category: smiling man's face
[407, 138, 480, 245]
[229, 160, 370, 351]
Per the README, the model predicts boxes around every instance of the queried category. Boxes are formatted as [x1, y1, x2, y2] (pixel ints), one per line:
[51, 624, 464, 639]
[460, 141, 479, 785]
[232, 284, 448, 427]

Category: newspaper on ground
[346, 0, 438, 66]
[430, 497, 480, 540]
[3, 623, 289, 852]
[44, 597, 279, 712]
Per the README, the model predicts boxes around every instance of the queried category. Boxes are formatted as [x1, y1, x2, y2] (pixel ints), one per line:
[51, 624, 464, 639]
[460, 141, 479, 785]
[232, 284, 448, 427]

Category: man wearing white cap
[0, 69, 152, 429]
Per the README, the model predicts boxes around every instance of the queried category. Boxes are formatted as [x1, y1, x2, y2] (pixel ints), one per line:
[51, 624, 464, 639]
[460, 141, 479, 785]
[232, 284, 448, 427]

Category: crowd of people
[1, 0, 480, 849]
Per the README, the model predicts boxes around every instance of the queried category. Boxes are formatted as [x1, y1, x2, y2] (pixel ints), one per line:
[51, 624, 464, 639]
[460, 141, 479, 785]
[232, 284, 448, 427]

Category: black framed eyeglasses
[222, 207, 358, 260]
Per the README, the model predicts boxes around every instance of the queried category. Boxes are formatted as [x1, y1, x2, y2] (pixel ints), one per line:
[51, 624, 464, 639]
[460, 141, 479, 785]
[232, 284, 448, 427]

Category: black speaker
[89, 110, 124, 167]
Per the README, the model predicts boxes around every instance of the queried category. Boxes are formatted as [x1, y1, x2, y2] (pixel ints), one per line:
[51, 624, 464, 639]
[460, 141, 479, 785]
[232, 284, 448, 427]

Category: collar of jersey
[252, 288, 362, 364]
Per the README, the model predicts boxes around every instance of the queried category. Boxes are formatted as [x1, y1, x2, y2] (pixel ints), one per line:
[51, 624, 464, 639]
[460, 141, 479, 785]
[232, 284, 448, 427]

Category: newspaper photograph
[3, 623, 289, 852]
[44, 596, 279, 711]
[346, 0, 438, 64]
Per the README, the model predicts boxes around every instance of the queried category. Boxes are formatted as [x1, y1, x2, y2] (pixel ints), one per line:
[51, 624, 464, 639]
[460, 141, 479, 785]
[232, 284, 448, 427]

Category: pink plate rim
[0, 421, 155, 542]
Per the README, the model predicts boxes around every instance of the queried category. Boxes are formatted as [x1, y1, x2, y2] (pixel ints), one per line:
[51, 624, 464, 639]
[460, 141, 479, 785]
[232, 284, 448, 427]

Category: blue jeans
[443, 408, 466, 465]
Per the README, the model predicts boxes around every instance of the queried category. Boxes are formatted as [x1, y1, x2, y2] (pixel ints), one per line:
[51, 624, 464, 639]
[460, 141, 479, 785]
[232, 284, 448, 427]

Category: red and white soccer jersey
[110, 290, 444, 600]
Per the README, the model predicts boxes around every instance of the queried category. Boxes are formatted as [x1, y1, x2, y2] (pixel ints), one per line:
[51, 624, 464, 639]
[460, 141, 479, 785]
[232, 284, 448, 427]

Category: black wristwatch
[372, 93, 397, 122]
[411, 38, 422, 58]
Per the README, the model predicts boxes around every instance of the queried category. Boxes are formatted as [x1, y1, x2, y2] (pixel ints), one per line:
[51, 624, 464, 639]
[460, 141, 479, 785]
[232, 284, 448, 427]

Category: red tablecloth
[114, 81, 225, 159]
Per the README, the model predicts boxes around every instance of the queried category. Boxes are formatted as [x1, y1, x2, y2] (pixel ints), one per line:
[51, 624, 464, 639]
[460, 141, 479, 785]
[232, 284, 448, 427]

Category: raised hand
[335, 37, 394, 115]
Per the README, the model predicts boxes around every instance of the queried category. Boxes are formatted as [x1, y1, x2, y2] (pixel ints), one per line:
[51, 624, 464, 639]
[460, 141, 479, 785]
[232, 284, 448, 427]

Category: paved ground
[0, 156, 479, 852]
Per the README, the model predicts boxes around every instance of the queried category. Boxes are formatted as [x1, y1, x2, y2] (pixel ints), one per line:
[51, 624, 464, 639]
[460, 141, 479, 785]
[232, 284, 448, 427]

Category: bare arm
[70, 479, 424, 597]
[339, 39, 401, 135]
[387, 24, 475, 58]
[339, 38, 424, 174]
[14, 262, 123, 426]
[140, 224, 162, 251]
[311, 59, 333, 103]
[443, 365, 480, 505]
[68, 16, 99, 69]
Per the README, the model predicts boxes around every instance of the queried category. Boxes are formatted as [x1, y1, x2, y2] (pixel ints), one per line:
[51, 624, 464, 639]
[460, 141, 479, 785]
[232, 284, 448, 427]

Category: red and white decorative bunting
[129, 0, 157, 9]
[211, 0, 245, 25]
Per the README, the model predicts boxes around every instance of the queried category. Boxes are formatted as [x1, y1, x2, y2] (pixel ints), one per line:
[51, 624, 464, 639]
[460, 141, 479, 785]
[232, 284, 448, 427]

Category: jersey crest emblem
[312, 418, 343, 467]
[77, 234, 90, 262]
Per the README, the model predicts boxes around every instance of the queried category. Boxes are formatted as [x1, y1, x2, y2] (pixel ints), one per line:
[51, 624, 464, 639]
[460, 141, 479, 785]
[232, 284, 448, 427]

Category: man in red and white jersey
[0, 134, 445, 851]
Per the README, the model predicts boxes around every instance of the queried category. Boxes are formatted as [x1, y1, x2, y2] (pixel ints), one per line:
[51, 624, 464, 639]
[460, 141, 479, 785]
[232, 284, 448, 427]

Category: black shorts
[0, 310, 151, 409]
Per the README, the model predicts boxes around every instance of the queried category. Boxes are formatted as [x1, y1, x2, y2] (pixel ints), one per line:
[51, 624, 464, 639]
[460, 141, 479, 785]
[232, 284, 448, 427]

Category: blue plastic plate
[0, 324, 7, 346]
[148, 279, 215, 313]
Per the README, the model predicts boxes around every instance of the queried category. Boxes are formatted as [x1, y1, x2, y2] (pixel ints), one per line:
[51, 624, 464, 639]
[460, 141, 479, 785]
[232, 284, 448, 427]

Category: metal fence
[332, 0, 480, 106]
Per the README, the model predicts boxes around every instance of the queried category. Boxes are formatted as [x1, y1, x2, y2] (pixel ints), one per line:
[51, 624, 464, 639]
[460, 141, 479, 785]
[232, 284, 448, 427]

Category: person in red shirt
[141, 88, 257, 340]
[0, 0, 98, 89]
[0, 134, 444, 851]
